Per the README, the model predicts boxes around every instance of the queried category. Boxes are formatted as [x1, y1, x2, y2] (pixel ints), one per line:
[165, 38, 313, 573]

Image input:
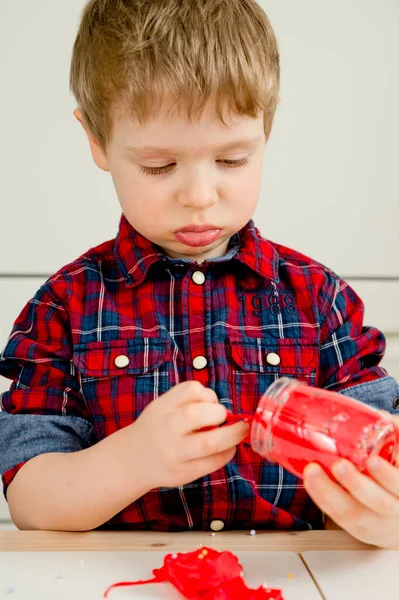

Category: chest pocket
[227, 336, 318, 414]
[72, 337, 171, 439]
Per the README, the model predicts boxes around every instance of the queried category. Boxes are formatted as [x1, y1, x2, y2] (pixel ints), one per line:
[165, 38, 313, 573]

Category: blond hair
[70, 0, 280, 152]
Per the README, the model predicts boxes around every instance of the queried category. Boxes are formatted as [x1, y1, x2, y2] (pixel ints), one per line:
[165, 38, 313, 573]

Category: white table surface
[303, 550, 399, 600]
[0, 550, 322, 599]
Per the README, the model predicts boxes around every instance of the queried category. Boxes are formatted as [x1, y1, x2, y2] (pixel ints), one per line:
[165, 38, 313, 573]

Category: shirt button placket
[186, 269, 210, 387]
[187, 268, 227, 529]
[193, 355, 208, 370]
[179, 267, 211, 529]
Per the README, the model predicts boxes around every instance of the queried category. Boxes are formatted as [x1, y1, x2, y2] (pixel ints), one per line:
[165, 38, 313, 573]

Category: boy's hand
[129, 381, 249, 489]
[303, 413, 399, 548]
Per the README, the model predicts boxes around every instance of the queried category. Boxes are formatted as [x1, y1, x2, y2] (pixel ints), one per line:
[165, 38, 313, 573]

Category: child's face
[75, 100, 267, 263]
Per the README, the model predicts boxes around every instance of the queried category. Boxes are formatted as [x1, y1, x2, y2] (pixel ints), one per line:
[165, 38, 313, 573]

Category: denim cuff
[0, 412, 96, 496]
[339, 376, 399, 414]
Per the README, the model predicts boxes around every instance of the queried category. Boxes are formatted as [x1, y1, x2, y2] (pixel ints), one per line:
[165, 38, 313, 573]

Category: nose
[177, 175, 218, 210]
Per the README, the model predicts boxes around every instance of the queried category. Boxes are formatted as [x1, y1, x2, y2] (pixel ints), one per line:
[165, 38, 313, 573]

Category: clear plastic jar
[251, 377, 398, 479]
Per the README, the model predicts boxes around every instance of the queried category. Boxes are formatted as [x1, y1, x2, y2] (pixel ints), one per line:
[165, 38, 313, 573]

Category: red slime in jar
[251, 378, 398, 480]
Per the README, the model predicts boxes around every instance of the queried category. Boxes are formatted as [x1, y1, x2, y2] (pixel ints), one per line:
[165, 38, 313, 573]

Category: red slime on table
[104, 547, 284, 599]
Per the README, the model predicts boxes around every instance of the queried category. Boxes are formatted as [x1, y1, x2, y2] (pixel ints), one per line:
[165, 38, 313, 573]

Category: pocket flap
[228, 337, 317, 374]
[73, 338, 169, 376]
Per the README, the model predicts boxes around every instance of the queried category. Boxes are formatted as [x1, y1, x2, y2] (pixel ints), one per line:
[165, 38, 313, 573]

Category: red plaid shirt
[0, 215, 391, 531]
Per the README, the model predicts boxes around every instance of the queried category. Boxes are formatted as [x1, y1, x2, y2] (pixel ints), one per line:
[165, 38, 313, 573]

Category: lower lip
[174, 229, 222, 247]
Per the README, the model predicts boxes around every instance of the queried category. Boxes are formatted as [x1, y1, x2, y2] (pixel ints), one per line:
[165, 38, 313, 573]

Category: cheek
[112, 168, 162, 212]
[120, 188, 169, 235]
[228, 168, 261, 211]
[248, 163, 263, 202]
[110, 165, 135, 202]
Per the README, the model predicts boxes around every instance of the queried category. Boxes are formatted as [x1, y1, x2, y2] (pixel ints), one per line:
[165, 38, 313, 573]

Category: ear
[73, 109, 110, 172]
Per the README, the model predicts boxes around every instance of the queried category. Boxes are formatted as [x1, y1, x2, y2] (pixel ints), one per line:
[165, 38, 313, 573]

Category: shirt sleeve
[318, 271, 399, 413]
[0, 282, 97, 498]
[339, 376, 399, 415]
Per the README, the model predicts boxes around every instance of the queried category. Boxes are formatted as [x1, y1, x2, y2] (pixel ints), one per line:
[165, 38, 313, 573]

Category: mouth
[174, 225, 222, 247]
[175, 224, 219, 233]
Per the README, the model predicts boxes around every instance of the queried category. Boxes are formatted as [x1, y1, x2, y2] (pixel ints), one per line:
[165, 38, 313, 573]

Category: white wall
[0, 0, 398, 276]
[258, 0, 399, 277]
[0, 0, 398, 523]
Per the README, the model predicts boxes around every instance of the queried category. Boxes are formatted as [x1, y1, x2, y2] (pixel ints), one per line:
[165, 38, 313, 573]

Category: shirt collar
[233, 220, 279, 283]
[114, 214, 279, 287]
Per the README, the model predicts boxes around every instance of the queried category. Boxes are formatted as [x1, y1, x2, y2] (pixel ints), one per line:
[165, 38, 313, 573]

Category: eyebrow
[124, 136, 262, 155]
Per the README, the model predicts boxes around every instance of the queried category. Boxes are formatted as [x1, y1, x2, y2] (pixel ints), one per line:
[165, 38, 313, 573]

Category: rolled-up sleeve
[0, 413, 96, 497]
[318, 273, 389, 390]
[316, 272, 399, 413]
[0, 282, 96, 498]
[339, 376, 399, 415]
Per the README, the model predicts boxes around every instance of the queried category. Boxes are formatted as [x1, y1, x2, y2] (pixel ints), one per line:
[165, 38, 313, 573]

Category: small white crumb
[249, 529, 256, 536]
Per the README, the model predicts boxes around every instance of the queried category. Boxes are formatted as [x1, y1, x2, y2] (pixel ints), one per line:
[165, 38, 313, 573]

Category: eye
[139, 157, 250, 177]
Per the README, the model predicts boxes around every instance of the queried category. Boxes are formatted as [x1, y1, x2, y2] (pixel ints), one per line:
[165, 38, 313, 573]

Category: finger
[188, 447, 237, 481]
[331, 459, 399, 517]
[303, 463, 376, 538]
[366, 455, 399, 497]
[173, 401, 227, 435]
[184, 421, 250, 460]
[160, 381, 219, 409]
[304, 463, 399, 548]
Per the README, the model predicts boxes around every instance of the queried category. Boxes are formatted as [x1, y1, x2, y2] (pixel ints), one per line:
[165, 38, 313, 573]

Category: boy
[1, 0, 399, 547]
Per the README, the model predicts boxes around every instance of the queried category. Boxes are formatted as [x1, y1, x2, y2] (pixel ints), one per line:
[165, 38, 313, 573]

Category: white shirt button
[193, 355, 208, 370]
[114, 355, 130, 369]
[266, 352, 281, 366]
[192, 271, 206, 285]
[210, 519, 225, 532]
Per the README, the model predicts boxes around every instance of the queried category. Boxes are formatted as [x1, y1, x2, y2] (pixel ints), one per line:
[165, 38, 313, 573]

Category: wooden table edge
[0, 530, 385, 553]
